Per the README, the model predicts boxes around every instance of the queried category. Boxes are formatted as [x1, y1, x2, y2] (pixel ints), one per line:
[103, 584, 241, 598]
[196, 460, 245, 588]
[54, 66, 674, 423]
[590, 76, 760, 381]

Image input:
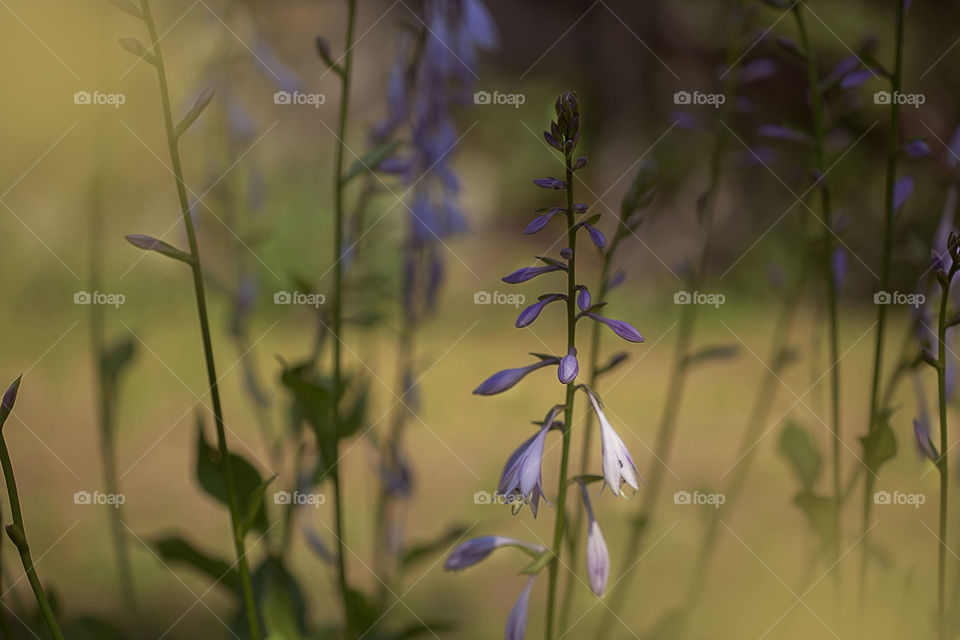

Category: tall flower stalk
[860, 0, 908, 603]
[117, 1, 260, 636]
[0, 377, 65, 640]
[792, 1, 843, 567]
[447, 91, 645, 640]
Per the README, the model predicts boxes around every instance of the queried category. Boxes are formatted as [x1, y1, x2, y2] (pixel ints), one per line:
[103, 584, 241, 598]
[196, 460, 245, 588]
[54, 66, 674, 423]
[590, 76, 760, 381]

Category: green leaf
[792, 490, 837, 552]
[341, 140, 403, 185]
[262, 565, 306, 640]
[153, 535, 239, 592]
[242, 475, 277, 538]
[195, 416, 268, 532]
[124, 234, 193, 264]
[859, 409, 898, 473]
[621, 159, 658, 221]
[399, 525, 469, 571]
[778, 422, 822, 490]
[519, 549, 554, 575]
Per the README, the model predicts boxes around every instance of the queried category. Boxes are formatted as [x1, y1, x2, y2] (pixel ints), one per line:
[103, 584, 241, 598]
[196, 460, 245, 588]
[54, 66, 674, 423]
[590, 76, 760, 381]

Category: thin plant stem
[793, 3, 842, 575]
[331, 0, 359, 632]
[545, 148, 578, 640]
[598, 6, 741, 631]
[935, 266, 953, 640]
[138, 1, 260, 637]
[860, 0, 906, 610]
[0, 380, 65, 640]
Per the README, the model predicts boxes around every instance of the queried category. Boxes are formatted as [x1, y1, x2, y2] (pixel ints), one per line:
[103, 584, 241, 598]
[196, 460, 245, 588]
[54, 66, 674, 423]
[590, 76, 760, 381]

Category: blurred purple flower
[445, 536, 544, 571]
[832, 247, 848, 295]
[533, 177, 567, 190]
[904, 139, 931, 159]
[914, 417, 937, 462]
[893, 175, 914, 214]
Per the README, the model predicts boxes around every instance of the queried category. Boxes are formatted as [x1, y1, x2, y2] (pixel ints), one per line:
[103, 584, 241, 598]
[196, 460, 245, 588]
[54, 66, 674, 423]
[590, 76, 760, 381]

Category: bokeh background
[1, 0, 959, 638]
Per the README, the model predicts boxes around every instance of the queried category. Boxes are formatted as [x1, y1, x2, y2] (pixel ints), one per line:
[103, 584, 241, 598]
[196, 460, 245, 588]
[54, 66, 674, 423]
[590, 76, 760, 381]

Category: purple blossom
[737, 58, 777, 83]
[533, 177, 567, 190]
[505, 576, 536, 640]
[893, 175, 914, 214]
[498, 408, 559, 517]
[516, 295, 565, 328]
[502, 264, 565, 284]
[585, 389, 642, 496]
[904, 139, 931, 159]
[840, 69, 876, 90]
[578, 481, 609, 596]
[445, 536, 545, 571]
[473, 357, 558, 395]
[558, 347, 579, 384]
[584, 223, 606, 249]
[1, 376, 21, 417]
[576, 285, 591, 312]
[584, 313, 645, 343]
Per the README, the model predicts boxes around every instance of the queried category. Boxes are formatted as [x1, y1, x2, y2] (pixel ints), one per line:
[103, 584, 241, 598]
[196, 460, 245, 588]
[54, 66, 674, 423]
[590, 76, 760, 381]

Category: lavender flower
[578, 480, 609, 596]
[503, 264, 566, 284]
[583, 313, 645, 343]
[474, 356, 559, 395]
[558, 348, 579, 384]
[584, 389, 642, 496]
[516, 294, 566, 328]
[893, 175, 914, 213]
[506, 577, 537, 640]
[445, 536, 545, 571]
[497, 408, 560, 517]
[576, 285, 591, 311]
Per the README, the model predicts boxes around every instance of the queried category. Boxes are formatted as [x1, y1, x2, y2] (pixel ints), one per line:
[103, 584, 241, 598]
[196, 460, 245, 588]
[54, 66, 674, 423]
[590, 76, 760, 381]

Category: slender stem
[545, 151, 577, 640]
[0, 413, 65, 640]
[331, 0, 359, 632]
[793, 4, 842, 575]
[138, 2, 260, 637]
[936, 275, 951, 640]
[860, 0, 906, 609]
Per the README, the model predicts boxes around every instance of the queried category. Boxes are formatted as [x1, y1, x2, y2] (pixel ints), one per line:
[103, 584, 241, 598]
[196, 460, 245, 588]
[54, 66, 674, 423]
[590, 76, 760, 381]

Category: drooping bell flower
[584, 388, 642, 496]
[578, 480, 609, 596]
[498, 407, 560, 517]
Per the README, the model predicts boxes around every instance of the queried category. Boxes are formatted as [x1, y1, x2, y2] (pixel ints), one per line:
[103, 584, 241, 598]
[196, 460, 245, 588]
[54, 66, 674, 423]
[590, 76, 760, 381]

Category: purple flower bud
[578, 482, 609, 597]
[820, 56, 859, 91]
[573, 156, 588, 170]
[505, 576, 536, 640]
[914, 417, 937, 462]
[584, 223, 606, 249]
[543, 131, 563, 151]
[609, 271, 626, 288]
[473, 358, 558, 395]
[558, 347, 579, 384]
[893, 175, 914, 214]
[831, 247, 848, 295]
[572, 203, 588, 214]
[737, 58, 777, 83]
[585, 313, 644, 343]
[904, 139, 931, 159]
[445, 536, 545, 571]
[576, 285, 591, 312]
[559, 248, 573, 260]
[1, 375, 21, 420]
[502, 264, 565, 284]
[524, 209, 560, 235]
[533, 177, 566, 190]
[839, 69, 875, 90]
[516, 295, 565, 328]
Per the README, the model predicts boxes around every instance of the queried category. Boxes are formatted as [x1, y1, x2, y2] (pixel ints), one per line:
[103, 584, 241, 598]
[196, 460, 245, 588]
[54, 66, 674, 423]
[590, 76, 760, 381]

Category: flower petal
[585, 313, 644, 343]
[505, 576, 537, 640]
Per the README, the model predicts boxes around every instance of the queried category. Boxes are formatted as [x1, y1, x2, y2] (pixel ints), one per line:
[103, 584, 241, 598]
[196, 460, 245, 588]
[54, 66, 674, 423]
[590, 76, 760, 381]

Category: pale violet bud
[505, 576, 537, 640]
[558, 347, 579, 384]
[578, 480, 609, 596]
[445, 536, 545, 571]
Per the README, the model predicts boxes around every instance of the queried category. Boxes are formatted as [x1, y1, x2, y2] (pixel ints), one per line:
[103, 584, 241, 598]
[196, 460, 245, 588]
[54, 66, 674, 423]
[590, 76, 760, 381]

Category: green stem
[860, 0, 906, 610]
[0, 397, 65, 640]
[793, 3, 842, 571]
[331, 0, 359, 632]
[545, 151, 577, 640]
[936, 274, 951, 640]
[138, 2, 260, 637]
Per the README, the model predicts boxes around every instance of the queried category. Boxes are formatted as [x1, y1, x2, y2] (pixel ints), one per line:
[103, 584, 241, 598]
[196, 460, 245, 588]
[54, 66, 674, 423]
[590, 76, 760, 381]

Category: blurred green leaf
[778, 422, 822, 490]
[621, 159, 658, 222]
[242, 475, 277, 538]
[262, 564, 306, 640]
[792, 490, 836, 552]
[859, 409, 898, 473]
[100, 336, 136, 387]
[153, 535, 239, 592]
[195, 416, 268, 532]
[520, 549, 553, 575]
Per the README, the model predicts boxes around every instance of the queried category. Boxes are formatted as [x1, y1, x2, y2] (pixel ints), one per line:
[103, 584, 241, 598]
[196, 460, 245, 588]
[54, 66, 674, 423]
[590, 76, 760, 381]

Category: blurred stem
[545, 149, 577, 640]
[793, 3, 842, 576]
[598, 5, 742, 634]
[860, 0, 906, 611]
[0, 390, 65, 640]
[138, 1, 260, 637]
[936, 268, 953, 640]
[331, 0, 359, 633]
